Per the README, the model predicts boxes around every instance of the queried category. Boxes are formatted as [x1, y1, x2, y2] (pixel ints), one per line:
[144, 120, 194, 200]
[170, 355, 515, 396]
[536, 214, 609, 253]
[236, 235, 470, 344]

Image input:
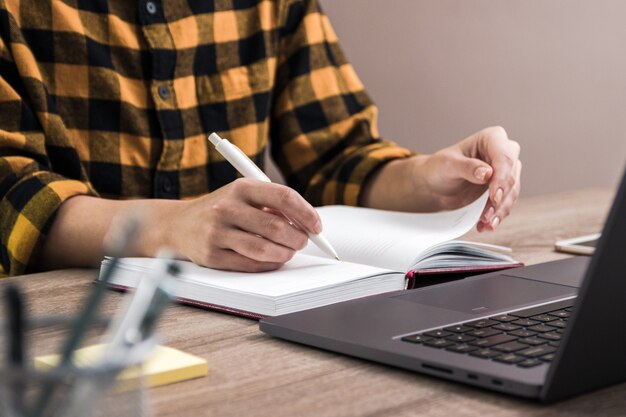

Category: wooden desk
[6, 188, 626, 416]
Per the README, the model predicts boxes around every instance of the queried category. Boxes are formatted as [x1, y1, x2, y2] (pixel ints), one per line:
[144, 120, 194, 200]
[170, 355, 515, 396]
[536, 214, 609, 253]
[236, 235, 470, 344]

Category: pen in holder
[0, 260, 178, 417]
[0, 216, 178, 417]
[0, 314, 155, 417]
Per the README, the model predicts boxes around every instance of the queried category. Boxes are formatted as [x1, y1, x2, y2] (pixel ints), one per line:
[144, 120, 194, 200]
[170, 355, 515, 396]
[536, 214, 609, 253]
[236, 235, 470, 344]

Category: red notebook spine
[404, 263, 525, 289]
[405, 270, 416, 290]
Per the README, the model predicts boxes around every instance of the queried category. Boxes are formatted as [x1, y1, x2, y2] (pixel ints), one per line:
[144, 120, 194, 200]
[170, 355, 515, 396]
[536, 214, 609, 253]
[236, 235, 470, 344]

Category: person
[0, 0, 520, 277]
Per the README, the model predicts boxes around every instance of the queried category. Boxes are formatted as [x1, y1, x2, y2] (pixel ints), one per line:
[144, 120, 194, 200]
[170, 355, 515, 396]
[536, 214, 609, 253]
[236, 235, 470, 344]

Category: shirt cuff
[308, 140, 415, 207]
[0, 172, 97, 276]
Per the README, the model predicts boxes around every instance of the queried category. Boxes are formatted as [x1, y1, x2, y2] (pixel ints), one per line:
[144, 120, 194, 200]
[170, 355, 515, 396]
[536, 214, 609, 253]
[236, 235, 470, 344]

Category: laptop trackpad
[393, 275, 576, 315]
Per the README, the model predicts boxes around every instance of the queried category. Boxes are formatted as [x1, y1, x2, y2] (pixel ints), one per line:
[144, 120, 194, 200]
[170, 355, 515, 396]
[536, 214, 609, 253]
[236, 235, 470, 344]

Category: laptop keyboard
[401, 299, 575, 368]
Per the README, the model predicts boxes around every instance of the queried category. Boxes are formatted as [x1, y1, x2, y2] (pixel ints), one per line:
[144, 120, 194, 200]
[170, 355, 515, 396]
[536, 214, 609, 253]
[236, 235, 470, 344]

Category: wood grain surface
[5, 188, 625, 417]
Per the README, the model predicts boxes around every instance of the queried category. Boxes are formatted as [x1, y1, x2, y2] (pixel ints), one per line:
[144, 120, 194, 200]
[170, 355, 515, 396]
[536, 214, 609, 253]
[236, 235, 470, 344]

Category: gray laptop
[260, 167, 626, 403]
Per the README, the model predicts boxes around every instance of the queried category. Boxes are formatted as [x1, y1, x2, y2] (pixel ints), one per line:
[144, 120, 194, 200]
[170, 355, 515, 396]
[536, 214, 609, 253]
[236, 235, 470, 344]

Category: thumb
[457, 157, 493, 185]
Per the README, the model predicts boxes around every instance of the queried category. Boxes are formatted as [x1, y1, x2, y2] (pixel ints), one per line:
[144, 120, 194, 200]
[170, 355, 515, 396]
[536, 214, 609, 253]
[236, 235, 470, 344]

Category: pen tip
[335, 256, 340, 261]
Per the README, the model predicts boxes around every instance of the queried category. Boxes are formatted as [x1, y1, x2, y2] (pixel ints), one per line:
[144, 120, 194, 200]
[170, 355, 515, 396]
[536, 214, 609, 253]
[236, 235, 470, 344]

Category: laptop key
[542, 353, 556, 362]
[549, 310, 571, 319]
[401, 334, 433, 344]
[424, 329, 452, 338]
[494, 353, 525, 364]
[469, 333, 516, 347]
[531, 314, 557, 323]
[517, 358, 543, 368]
[493, 323, 521, 332]
[509, 329, 537, 338]
[467, 328, 502, 338]
[465, 319, 498, 328]
[445, 334, 476, 343]
[548, 320, 567, 329]
[443, 325, 473, 333]
[491, 314, 517, 322]
[446, 343, 478, 353]
[518, 345, 557, 358]
[538, 332, 561, 342]
[470, 348, 500, 359]
[518, 337, 548, 346]
[528, 324, 555, 333]
[511, 319, 540, 327]
[509, 299, 575, 318]
[424, 339, 455, 348]
[493, 341, 529, 353]
[549, 341, 560, 347]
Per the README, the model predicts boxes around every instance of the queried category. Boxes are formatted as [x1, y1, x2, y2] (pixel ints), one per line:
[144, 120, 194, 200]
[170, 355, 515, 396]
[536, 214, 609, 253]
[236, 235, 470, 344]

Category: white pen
[208, 132, 340, 261]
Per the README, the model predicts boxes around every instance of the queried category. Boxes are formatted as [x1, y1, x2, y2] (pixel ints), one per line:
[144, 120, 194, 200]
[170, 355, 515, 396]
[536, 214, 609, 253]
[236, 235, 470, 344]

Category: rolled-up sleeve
[0, 11, 96, 276]
[271, 0, 415, 207]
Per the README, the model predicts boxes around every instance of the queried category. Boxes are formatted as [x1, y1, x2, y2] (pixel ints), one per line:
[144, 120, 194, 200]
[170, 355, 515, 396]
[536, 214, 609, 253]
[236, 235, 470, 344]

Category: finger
[477, 205, 496, 232]
[201, 248, 284, 273]
[476, 221, 488, 233]
[485, 137, 521, 207]
[453, 156, 494, 185]
[482, 194, 512, 230]
[481, 160, 522, 231]
[233, 205, 309, 251]
[232, 179, 322, 234]
[480, 203, 496, 224]
[220, 228, 297, 264]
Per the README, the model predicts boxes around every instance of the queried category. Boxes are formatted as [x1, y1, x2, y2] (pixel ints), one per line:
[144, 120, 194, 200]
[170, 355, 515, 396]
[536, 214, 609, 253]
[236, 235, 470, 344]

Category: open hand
[416, 126, 521, 231]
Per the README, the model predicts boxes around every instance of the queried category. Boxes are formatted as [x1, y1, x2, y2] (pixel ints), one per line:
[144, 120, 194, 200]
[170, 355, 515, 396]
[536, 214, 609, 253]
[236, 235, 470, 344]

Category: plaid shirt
[0, 0, 413, 276]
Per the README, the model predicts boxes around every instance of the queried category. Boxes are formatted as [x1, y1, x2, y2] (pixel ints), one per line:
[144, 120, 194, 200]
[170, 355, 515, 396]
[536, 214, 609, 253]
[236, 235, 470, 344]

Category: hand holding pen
[208, 133, 339, 262]
[149, 133, 338, 273]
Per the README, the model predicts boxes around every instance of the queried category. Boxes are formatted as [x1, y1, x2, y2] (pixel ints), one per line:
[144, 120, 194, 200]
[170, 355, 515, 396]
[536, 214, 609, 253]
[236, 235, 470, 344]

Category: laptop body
[260, 168, 626, 403]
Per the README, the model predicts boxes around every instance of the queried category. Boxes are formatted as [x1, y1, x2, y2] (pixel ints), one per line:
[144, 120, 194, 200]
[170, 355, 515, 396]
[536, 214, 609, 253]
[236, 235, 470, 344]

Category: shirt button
[158, 85, 169, 100]
[162, 178, 173, 193]
[145, 1, 157, 15]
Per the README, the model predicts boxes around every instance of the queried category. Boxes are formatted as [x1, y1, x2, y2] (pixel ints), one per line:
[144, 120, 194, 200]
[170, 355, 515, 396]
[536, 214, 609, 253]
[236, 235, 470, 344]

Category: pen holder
[0, 315, 154, 417]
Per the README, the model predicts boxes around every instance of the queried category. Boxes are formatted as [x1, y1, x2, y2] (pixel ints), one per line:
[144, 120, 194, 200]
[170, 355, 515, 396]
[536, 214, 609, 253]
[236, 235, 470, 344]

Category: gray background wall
[269, 0, 626, 197]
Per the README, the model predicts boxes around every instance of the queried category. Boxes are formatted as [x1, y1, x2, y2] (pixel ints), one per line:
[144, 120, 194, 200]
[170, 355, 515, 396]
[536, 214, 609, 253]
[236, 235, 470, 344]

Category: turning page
[302, 192, 490, 271]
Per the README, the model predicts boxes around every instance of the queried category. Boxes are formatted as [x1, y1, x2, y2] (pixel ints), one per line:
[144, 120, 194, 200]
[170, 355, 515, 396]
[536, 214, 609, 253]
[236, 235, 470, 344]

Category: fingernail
[474, 167, 489, 181]
[313, 220, 322, 234]
[485, 206, 495, 221]
[491, 216, 500, 229]
[494, 188, 503, 205]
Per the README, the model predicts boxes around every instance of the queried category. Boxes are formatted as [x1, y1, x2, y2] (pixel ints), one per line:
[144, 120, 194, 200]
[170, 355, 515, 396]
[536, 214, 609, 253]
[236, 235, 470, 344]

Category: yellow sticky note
[35, 345, 208, 388]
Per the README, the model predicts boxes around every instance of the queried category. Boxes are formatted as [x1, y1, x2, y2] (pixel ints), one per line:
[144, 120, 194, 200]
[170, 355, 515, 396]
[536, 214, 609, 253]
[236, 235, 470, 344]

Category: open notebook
[100, 192, 521, 319]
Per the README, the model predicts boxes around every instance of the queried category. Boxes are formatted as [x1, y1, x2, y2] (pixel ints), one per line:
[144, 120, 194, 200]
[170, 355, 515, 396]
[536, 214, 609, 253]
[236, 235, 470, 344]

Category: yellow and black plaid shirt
[0, 0, 413, 276]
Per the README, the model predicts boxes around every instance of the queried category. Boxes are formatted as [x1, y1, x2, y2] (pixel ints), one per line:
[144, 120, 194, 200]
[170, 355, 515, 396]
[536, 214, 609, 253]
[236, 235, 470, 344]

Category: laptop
[260, 167, 626, 403]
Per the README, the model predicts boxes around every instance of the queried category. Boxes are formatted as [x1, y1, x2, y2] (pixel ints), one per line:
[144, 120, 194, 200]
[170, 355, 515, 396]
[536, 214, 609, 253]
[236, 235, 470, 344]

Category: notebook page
[302, 191, 489, 270]
[115, 255, 396, 298]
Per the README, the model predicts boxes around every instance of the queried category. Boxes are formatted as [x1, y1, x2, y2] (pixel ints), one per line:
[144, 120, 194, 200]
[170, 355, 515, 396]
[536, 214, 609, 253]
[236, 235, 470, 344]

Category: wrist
[133, 199, 186, 258]
[406, 154, 443, 211]
[360, 155, 438, 212]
